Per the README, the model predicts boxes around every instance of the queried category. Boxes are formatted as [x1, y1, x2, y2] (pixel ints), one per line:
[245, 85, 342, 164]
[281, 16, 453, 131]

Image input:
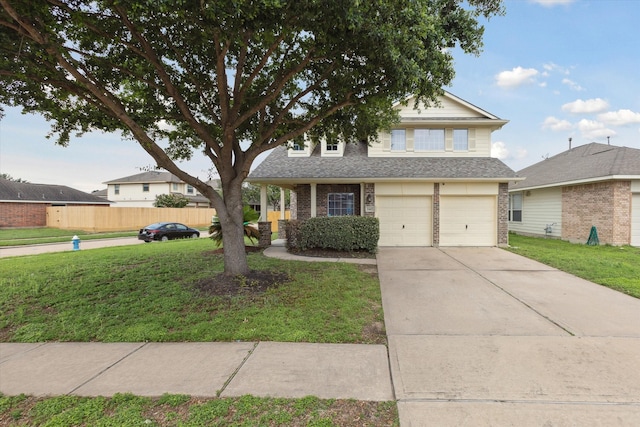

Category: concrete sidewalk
[0, 341, 393, 401]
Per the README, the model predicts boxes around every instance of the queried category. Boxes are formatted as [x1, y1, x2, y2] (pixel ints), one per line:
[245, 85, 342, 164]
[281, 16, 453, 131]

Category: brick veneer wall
[293, 184, 361, 219]
[0, 202, 49, 227]
[497, 183, 509, 246]
[562, 181, 631, 245]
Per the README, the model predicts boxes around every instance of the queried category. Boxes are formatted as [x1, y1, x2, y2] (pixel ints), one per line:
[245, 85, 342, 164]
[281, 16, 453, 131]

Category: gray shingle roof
[104, 171, 182, 184]
[510, 143, 640, 190]
[248, 143, 517, 183]
[0, 179, 111, 204]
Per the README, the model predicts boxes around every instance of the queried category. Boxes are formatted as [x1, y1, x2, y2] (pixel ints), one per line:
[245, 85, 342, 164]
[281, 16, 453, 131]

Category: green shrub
[296, 216, 379, 253]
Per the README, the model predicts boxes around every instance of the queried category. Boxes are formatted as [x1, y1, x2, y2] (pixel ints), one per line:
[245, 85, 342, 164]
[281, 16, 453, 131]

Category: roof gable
[511, 143, 640, 190]
[395, 91, 505, 122]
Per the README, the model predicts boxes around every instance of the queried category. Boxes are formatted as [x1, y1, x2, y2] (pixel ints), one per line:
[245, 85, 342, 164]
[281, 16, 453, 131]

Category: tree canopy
[0, 0, 503, 274]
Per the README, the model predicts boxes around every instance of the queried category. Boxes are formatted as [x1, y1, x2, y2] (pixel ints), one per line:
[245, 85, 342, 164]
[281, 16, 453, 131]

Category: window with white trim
[453, 129, 469, 151]
[509, 193, 522, 222]
[142, 183, 149, 192]
[328, 193, 354, 216]
[114, 184, 120, 195]
[326, 140, 339, 151]
[186, 185, 194, 195]
[391, 129, 406, 151]
[414, 129, 445, 151]
[292, 142, 304, 151]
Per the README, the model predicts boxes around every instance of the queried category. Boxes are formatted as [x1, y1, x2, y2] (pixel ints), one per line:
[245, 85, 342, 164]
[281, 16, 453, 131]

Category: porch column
[280, 188, 285, 219]
[310, 183, 317, 217]
[360, 183, 365, 215]
[260, 184, 268, 222]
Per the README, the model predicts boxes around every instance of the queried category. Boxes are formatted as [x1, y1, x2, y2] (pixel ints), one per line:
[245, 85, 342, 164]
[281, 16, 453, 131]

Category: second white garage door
[377, 196, 432, 246]
[440, 196, 496, 246]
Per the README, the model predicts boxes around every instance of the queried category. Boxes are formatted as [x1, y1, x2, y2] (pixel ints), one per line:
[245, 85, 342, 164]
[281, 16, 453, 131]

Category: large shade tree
[0, 0, 503, 275]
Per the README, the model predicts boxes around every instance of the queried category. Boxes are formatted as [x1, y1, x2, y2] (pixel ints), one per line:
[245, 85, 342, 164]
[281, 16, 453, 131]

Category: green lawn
[0, 393, 399, 426]
[506, 233, 640, 298]
[0, 228, 138, 247]
[0, 238, 384, 343]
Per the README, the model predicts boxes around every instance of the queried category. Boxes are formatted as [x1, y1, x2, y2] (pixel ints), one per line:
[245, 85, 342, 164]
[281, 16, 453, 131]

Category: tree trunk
[215, 178, 250, 276]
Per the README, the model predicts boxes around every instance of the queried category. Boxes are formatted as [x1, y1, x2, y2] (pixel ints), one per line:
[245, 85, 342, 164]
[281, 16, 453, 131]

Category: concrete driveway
[378, 247, 640, 426]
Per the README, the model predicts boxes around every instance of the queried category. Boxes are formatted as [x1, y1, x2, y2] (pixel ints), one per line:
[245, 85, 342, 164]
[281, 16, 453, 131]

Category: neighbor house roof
[510, 143, 640, 190]
[248, 143, 518, 185]
[0, 179, 111, 204]
[104, 171, 182, 184]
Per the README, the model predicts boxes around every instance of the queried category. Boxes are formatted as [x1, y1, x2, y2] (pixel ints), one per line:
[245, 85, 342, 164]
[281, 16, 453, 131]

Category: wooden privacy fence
[46, 206, 289, 232]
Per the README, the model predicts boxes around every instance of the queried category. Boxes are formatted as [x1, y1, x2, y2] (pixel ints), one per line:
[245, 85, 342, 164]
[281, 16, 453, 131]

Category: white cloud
[491, 141, 509, 159]
[542, 116, 573, 131]
[491, 141, 527, 161]
[561, 98, 609, 114]
[543, 63, 571, 75]
[577, 119, 616, 140]
[495, 67, 539, 88]
[597, 109, 640, 126]
[529, 0, 575, 6]
[561, 78, 584, 91]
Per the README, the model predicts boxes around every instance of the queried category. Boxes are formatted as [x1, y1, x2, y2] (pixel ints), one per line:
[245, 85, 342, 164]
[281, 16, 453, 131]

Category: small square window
[186, 185, 194, 195]
[326, 140, 339, 151]
[142, 183, 149, 192]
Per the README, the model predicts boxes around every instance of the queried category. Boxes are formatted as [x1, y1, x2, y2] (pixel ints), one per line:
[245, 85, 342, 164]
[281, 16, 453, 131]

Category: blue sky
[1, 0, 639, 193]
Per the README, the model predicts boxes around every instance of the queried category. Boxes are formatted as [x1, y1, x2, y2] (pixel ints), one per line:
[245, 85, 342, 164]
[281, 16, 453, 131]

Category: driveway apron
[378, 247, 640, 426]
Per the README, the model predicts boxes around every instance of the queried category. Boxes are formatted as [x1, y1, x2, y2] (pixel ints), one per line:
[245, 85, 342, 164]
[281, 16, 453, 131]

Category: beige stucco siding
[394, 96, 486, 118]
[509, 187, 562, 238]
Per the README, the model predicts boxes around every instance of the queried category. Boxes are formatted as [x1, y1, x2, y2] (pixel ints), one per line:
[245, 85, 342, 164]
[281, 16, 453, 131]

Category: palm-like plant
[209, 205, 261, 245]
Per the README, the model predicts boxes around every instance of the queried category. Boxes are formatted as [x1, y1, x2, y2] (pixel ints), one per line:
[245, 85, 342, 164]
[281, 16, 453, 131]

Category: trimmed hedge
[286, 216, 379, 253]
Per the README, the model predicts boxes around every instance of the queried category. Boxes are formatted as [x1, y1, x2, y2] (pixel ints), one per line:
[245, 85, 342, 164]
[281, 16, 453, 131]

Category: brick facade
[562, 181, 631, 245]
[0, 202, 49, 228]
[293, 184, 361, 220]
[497, 182, 509, 246]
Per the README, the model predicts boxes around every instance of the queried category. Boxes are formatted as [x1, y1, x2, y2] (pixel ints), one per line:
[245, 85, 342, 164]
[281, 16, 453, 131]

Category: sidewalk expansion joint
[217, 341, 259, 397]
[398, 397, 640, 407]
[67, 342, 148, 395]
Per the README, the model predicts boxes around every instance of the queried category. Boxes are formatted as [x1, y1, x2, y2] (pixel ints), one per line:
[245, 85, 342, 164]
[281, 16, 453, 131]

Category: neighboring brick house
[248, 92, 520, 247]
[0, 178, 111, 228]
[508, 143, 640, 246]
[104, 171, 218, 208]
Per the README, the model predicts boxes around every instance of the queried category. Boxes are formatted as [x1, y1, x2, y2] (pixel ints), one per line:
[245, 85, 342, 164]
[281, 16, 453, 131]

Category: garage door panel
[440, 196, 496, 246]
[377, 196, 431, 246]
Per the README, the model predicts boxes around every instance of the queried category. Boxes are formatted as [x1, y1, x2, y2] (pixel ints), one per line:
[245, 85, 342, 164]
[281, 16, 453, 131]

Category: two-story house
[104, 171, 218, 208]
[247, 91, 520, 247]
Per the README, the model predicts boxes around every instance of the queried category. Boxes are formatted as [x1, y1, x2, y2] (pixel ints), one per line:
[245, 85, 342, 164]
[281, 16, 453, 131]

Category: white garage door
[440, 196, 496, 246]
[377, 196, 432, 246]
[632, 194, 640, 247]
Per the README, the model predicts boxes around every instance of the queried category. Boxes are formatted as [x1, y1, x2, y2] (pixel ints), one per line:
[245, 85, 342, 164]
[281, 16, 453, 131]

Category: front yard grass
[506, 233, 640, 298]
[0, 393, 399, 426]
[0, 228, 138, 247]
[0, 238, 385, 343]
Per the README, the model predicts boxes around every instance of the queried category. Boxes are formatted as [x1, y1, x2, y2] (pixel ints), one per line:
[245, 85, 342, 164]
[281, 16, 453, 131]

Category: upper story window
[172, 183, 178, 191]
[453, 129, 469, 151]
[328, 193, 354, 216]
[509, 193, 522, 222]
[142, 183, 150, 192]
[414, 129, 445, 151]
[326, 140, 339, 151]
[186, 185, 194, 195]
[292, 142, 304, 151]
[391, 129, 406, 151]
[114, 184, 120, 195]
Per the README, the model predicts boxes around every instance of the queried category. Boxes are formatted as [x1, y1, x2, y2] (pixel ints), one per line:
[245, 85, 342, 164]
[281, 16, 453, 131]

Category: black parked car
[138, 222, 200, 242]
